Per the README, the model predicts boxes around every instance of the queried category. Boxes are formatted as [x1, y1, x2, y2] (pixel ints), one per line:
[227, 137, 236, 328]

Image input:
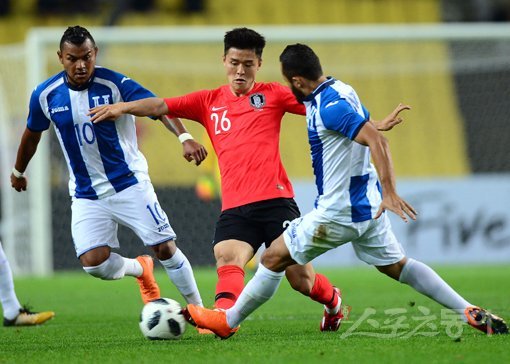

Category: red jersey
[164, 82, 305, 211]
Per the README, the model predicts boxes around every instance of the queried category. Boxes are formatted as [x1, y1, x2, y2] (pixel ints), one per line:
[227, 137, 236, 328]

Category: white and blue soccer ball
[139, 298, 186, 340]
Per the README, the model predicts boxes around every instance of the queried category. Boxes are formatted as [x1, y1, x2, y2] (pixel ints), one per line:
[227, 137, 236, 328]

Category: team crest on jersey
[249, 93, 266, 109]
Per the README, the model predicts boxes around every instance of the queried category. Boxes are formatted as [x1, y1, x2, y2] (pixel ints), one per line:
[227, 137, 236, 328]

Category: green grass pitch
[1, 265, 508, 363]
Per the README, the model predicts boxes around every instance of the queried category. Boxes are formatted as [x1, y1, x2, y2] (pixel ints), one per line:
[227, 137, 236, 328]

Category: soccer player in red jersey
[91, 28, 358, 330]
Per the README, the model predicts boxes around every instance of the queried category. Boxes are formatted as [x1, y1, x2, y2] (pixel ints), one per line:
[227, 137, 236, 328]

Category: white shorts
[71, 180, 176, 257]
[283, 209, 405, 266]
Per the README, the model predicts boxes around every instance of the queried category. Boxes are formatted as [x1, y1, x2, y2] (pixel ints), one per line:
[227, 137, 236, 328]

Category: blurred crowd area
[0, 0, 508, 44]
[1, 0, 509, 185]
[1, 0, 509, 270]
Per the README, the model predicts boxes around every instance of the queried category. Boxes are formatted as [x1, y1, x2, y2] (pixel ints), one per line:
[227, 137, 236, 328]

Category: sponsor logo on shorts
[157, 223, 170, 232]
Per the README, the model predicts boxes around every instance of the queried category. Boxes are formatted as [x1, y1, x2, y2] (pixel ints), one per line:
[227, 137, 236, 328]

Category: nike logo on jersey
[50, 106, 69, 114]
[121, 77, 131, 83]
[211, 106, 227, 111]
[325, 100, 339, 108]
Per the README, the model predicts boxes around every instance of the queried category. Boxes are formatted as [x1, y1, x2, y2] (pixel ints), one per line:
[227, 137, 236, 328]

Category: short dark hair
[224, 27, 266, 58]
[279, 43, 323, 81]
[60, 26, 96, 50]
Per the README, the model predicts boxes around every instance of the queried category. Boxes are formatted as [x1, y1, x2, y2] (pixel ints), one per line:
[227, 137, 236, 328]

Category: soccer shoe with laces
[183, 304, 238, 340]
[320, 287, 344, 332]
[464, 306, 509, 335]
[136, 255, 161, 304]
[3, 307, 55, 327]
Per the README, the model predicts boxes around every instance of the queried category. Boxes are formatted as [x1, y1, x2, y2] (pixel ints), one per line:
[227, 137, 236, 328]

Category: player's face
[58, 39, 97, 88]
[223, 48, 261, 96]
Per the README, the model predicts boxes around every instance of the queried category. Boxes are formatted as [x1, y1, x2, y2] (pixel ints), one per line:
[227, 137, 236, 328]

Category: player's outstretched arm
[354, 122, 417, 222]
[88, 97, 168, 123]
[11, 128, 43, 192]
[159, 116, 208, 166]
[371, 103, 411, 131]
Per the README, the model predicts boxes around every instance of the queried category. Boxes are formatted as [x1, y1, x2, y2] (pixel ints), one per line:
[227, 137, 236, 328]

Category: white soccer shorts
[283, 209, 405, 266]
[71, 180, 176, 257]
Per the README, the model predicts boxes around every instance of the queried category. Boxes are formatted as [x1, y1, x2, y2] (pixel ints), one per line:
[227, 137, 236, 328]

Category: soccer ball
[139, 298, 186, 340]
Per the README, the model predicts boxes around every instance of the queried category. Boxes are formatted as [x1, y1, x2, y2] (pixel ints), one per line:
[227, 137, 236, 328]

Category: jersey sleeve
[320, 98, 367, 140]
[275, 83, 306, 115]
[361, 103, 370, 120]
[164, 90, 208, 123]
[117, 75, 155, 102]
[26, 88, 50, 132]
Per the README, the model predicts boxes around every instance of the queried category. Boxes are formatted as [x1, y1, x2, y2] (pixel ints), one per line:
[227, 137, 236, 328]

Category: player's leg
[113, 180, 203, 306]
[212, 206, 261, 309]
[377, 257, 473, 311]
[1, 242, 54, 326]
[0, 242, 22, 320]
[185, 210, 349, 337]
[213, 239, 255, 309]
[184, 234, 291, 338]
[73, 195, 156, 303]
[151, 239, 202, 306]
[379, 258, 508, 334]
[261, 199, 342, 331]
[377, 257, 508, 334]
[356, 214, 508, 334]
[284, 263, 343, 331]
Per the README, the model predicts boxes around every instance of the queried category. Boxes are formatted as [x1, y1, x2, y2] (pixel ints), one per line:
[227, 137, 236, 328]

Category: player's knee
[260, 250, 285, 272]
[213, 244, 252, 267]
[151, 239, 176, 260]
[79, 247, 110, 267]
[376, 258, 407, 281]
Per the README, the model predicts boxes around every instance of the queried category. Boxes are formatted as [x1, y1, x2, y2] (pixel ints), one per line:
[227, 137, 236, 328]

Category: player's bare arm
[88, 97, 168, 123]
[354, 121, 417, 222]
[11, 128, 42, 192]
[371, 103, 411, 131]
[159, 115, 208, 166]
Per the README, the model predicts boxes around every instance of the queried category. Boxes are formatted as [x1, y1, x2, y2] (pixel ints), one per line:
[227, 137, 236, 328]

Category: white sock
[226, 263, 285, 328]
[399, 258, 472, 321]
[83, 253, 132, 280]
[0, 244, 22, 320]
[159, 249, 203, 306]
[123, 257, 143, 277]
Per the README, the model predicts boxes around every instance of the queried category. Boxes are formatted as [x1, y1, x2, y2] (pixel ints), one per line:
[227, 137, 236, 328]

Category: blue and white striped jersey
[27, 66, 155, 200]
[303, 77, 382, 222]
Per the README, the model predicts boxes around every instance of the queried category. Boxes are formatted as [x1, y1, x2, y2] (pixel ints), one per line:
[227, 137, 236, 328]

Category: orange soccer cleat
[196, 327, 215, 335]
[465, 306, 509, 335]
[136, 255, 161, 304]
[183, 304, 238, 339]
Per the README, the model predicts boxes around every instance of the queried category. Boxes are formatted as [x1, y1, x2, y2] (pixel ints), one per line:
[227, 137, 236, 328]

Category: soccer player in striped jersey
[10, 26, 207, 308]
[183, 43, 509, 338]
[1, 242, 54, 326]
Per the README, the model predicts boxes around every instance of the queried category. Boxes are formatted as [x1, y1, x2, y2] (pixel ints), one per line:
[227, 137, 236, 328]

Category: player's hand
[11, 174, 27, 192]
[182, 140, 208, 166]
[88, 103, 126, 123]
[375, 192, 417, 222]
[377, 103, 411, 131]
